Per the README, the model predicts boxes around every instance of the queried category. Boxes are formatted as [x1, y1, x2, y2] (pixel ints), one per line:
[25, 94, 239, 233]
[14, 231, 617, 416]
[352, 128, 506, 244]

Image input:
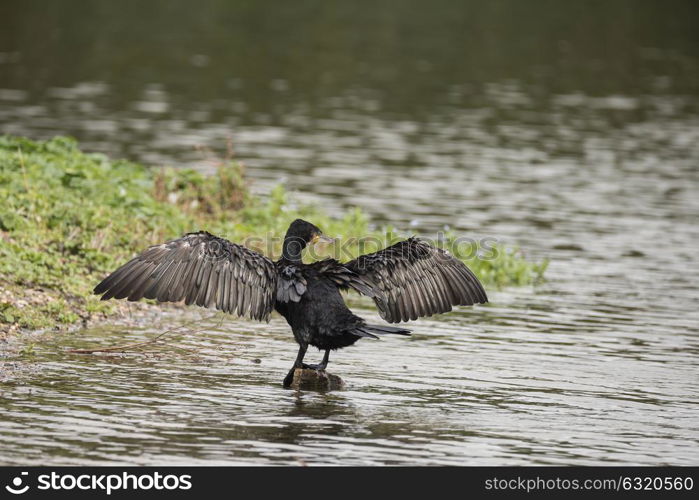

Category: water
[1, 1, 698, 465]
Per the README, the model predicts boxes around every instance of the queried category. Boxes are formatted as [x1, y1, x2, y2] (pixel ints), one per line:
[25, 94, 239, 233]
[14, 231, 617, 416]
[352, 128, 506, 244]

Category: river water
[1, 1, 698, 465]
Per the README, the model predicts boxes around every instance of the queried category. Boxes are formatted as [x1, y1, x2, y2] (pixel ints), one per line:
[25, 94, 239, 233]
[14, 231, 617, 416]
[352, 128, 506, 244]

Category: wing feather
[345, 237, 487, 323]
[94, 231, 277, 322]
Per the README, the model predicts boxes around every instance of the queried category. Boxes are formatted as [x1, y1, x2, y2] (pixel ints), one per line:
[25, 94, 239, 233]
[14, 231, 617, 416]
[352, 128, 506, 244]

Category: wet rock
[290, 368, 344, 391]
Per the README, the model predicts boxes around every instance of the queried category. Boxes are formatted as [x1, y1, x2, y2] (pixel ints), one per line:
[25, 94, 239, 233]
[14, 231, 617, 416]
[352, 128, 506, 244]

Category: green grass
[0, 135, 547, 333]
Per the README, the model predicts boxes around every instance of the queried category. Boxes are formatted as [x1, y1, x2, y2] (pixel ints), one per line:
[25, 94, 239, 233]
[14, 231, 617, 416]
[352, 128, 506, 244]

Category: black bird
[94, 219, 488, 386]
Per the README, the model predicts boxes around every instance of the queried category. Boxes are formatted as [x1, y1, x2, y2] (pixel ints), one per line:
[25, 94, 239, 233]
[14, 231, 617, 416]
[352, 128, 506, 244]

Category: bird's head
[282, 219, 334, 261]
[285, 219, 334, 245]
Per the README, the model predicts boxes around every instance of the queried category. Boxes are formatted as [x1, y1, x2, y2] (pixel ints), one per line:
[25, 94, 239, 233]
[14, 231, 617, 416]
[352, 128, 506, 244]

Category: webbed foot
[283, 368, 296, 387]
[302, 363, 327, 371]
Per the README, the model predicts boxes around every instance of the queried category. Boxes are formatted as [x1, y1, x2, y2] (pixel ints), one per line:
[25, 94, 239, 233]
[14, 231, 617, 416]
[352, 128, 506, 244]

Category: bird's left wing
[94, 231, 277, 321]
[345, 237, 488, 323]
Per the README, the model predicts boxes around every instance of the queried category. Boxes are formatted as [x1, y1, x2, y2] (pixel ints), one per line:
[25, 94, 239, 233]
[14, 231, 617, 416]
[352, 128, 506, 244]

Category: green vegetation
[0, 136, 547, 334]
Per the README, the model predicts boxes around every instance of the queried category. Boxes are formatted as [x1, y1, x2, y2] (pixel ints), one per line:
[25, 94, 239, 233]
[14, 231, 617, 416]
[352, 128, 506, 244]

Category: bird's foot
[283, 364, 325, 387]
[283, 368, 297, 388]
[302, 363, 327, 371]
[283, 367, 344, 391]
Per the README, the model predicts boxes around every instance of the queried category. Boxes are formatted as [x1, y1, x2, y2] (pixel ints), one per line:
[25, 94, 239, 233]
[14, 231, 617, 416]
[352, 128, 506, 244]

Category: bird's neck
[281, 235, 306, 263]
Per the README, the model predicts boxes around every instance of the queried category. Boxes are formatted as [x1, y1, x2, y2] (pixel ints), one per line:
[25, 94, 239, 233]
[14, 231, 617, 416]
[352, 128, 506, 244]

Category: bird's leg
[302, 349, 330, 371]
[283, 344, 307, 387]
[320, 349, 330, 370]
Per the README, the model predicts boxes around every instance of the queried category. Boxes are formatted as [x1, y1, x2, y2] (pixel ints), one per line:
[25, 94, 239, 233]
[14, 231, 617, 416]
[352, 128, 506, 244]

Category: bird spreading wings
[94, 232, 487, 323]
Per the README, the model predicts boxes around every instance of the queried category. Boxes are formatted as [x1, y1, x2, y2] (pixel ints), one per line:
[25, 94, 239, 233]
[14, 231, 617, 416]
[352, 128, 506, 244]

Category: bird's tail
[352, 323, 411, 339]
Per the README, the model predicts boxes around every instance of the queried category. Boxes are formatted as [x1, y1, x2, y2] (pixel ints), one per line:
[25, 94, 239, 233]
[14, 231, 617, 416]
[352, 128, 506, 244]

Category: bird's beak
[312, 233, 335, 245]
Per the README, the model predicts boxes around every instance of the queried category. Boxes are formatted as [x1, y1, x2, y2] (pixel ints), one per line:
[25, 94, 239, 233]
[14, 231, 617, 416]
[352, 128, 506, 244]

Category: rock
[290, 368, 344, 391]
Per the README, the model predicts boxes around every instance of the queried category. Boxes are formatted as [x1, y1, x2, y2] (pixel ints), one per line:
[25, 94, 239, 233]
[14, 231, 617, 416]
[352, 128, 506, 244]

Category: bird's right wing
[94, 231, 277, 321]
[345, 237, 488, 323]
[308, 259, 383, 299]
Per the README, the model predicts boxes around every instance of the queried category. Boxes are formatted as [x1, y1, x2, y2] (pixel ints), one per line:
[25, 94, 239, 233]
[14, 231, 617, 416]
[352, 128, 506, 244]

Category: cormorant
[94, 219, 488, 386]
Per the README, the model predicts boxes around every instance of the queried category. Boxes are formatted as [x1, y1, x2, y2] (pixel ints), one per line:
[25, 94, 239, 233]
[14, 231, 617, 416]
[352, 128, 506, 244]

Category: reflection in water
[1, 0, 699, 465]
